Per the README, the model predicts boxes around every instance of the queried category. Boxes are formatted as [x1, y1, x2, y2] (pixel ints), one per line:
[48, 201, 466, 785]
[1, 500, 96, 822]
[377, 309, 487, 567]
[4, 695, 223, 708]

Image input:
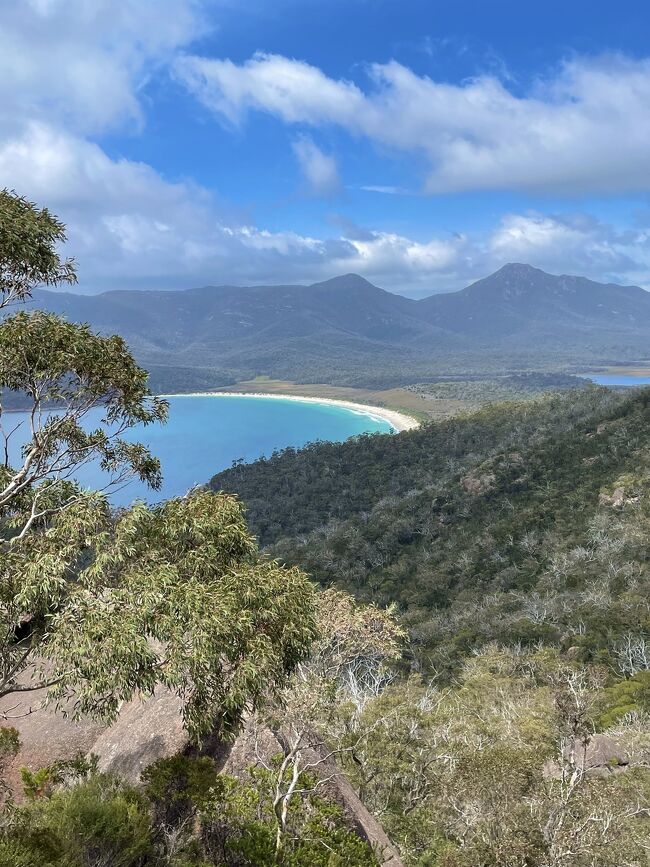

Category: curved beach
[161, 391, 420, 433]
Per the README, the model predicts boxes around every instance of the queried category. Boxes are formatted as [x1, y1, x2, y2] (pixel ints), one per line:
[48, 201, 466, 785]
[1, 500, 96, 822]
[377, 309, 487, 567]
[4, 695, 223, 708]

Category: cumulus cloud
[0, 0, 206, 134]
[175, 52, 365, 128]
[488, 213, 650, 287]
[319, 216, 650, 296]
[0, 122, 353, 289]
[3, 122, 650, 295]
[176, 51, 650, 195]
[2, 4, 650, 296]
[1, 121, 650, 295]
[292, 135, 340, 196]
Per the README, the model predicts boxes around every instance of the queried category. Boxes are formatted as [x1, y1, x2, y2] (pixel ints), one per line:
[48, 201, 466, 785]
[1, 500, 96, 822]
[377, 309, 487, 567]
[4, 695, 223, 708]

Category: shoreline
[159, 391, 420, 433]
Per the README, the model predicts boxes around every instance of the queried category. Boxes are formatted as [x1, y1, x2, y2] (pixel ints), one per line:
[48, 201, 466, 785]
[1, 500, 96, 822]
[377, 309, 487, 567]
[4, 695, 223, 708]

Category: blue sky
[2, 0, 650, 296]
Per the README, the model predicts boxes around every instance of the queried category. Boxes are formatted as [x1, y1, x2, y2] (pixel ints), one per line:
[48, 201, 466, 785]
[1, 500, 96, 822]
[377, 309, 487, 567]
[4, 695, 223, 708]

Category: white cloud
[318, 216, 650, 295]
[335, 232, 469, 287]
[488, 213, 650, 287]
[0, 123, 356, 290]
[2, 121, 650, 295]
[2, 7, 650, 297]
[291, 135, 340, 196]
[0, 120, 459, 291]
[176, 51, 650, 195]
[359, 185, 403, 195]
[2, 119, 650, 296]
[0, 0, 206, 134]
[175, 52, 365, 128]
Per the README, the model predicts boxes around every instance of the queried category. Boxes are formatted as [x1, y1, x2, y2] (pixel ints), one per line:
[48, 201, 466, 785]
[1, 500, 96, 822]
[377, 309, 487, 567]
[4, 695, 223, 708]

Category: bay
[581, 374, 650, 386]
[6, 394, 393, 507]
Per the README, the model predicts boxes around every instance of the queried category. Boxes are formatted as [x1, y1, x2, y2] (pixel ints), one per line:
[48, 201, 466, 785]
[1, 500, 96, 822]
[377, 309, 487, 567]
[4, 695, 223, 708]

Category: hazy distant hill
[30, 264, 650, 388]
[418, 263, 650, 340]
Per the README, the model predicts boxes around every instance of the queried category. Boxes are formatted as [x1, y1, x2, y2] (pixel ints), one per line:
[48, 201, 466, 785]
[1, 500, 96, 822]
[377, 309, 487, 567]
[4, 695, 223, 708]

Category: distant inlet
[580, 373, 650, 387]
[7, 394, 402, 507]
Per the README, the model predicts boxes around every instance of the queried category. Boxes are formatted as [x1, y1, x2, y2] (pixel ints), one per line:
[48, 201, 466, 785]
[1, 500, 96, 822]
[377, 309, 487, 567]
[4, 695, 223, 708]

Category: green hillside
[211, 386, 650, 675]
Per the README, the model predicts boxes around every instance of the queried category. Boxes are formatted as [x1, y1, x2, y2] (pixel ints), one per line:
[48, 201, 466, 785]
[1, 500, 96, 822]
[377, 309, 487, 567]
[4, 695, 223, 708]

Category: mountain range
[30, 263, 650, 389]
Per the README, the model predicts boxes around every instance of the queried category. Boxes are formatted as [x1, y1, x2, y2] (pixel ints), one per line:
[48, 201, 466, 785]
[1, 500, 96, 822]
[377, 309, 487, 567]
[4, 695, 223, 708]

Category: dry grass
[602, 364, 650, 377]
[217, 379, 470, 422]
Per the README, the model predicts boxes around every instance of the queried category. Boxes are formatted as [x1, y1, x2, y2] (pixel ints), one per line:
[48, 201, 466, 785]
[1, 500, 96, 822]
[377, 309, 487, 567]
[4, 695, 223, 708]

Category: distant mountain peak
[494, 263, 546, 278]
[31, 264, 650, 384]
[310, 273, 378, 291]
[466, 262, 573, 301]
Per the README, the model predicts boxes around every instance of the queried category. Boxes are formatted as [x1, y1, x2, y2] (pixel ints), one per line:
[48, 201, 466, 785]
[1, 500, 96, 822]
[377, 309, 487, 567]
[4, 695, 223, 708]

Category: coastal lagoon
[582, 373, 650, 386]
[7, 394, 394, 507]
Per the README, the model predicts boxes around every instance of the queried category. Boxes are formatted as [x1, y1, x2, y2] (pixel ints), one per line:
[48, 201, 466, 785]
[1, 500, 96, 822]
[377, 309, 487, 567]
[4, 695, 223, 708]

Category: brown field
[216, 379, 471, 422]
[602, 364, 650, 377]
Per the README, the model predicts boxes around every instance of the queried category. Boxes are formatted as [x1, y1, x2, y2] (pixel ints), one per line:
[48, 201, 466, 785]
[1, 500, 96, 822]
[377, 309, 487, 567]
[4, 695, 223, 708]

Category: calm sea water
[7, 395, 393, 507]
[581, 374, 650, 386]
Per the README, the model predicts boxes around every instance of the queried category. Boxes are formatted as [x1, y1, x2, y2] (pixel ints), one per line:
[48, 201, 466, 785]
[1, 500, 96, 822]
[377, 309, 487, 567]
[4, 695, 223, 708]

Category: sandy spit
[159, 391, 420, 433]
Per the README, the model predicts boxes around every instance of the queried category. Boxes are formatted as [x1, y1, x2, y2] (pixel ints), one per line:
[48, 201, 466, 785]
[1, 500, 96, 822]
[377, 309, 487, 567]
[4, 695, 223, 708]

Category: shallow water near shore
[7, 394, 393, 507]
[581, 373, 650, 386]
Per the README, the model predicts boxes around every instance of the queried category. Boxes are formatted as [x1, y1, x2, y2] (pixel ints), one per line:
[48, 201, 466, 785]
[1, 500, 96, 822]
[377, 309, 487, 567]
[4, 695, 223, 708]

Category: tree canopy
[0, 191, 317, 744]
[0, 189, 76, 310]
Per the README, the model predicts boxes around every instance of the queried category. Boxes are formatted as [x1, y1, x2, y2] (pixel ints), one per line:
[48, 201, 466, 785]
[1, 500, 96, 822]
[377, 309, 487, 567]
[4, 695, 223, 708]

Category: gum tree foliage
[2, 489, 317, 739]
[0, 190, 317, 741]
[0, 188, 167, 531]
[0, 189, 76, 310]
[0, 312, 168, 525]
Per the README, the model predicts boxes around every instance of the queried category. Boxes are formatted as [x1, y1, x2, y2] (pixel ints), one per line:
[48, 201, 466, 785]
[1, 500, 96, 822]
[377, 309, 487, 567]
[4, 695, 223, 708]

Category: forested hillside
[208, 385, 650, 862]
[212, 386, 650, 675]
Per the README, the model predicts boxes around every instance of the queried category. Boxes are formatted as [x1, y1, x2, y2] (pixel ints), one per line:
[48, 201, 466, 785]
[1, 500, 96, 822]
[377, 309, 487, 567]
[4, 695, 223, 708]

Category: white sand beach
[160, 391, 420, 432]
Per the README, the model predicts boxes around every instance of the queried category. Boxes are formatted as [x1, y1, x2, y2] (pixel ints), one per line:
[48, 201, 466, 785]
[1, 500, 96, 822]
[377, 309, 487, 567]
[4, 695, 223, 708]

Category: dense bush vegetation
[329, 645, 650, 865]
[211, 387, 618, 545]
[407, 372, 589, 405]
[212, 388, 650, 674]
[0, 758, 377, 866]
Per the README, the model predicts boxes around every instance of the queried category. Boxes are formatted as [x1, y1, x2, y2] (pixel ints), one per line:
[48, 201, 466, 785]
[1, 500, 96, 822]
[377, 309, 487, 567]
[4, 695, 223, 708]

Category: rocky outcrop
[569, 734, 630, 776]
[460, 471, 496, 496]
[544, 734, 635, 780]
[91, 687, 188, 781]
[0, 688, 403, 865]
[0, 672, 102, 800]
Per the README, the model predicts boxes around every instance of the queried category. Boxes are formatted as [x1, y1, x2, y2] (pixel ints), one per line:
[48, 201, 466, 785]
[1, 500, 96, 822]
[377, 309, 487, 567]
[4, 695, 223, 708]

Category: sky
[2, 0, 650, 298]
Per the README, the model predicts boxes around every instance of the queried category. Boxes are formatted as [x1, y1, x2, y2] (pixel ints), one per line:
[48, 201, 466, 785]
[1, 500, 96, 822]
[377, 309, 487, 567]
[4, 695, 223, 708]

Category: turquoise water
[582, 374, 650, 386]
[7, 395, 393, 507]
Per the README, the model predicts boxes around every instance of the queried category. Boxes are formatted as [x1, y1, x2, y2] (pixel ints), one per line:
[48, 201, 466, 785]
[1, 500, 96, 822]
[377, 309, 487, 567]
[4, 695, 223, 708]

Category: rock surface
[91, 686, 188, 781]
[0, 687, 404, 865]
[0, 672, 102, 800]
[544, 734, 633, 780]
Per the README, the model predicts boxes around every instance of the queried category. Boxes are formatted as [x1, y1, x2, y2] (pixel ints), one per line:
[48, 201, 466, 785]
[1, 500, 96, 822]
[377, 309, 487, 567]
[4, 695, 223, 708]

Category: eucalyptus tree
[0, 189, 76, 311]
[0, 189, 317, 741]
